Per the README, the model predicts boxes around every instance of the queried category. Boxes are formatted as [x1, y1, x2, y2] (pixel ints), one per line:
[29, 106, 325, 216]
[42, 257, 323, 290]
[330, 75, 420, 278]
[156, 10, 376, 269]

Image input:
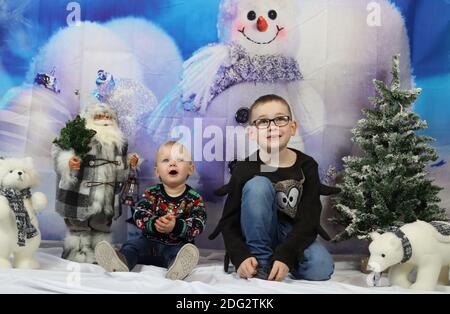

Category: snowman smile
[239, 25, 284, 45]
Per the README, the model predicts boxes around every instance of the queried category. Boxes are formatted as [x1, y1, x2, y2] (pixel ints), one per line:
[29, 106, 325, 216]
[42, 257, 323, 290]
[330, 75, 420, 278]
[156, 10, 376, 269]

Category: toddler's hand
[155, 213, 176, 234]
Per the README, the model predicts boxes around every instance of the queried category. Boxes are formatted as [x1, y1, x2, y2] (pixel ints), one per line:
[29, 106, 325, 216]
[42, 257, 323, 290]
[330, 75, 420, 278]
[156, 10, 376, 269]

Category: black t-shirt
[254, 152, 306, 223]
[209, 149, 322, 270]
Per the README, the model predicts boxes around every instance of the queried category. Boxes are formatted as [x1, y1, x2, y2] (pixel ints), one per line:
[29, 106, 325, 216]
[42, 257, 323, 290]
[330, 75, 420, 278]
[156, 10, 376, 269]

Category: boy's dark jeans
[120, 236, 184, 270]
[241, 176, 334, 281]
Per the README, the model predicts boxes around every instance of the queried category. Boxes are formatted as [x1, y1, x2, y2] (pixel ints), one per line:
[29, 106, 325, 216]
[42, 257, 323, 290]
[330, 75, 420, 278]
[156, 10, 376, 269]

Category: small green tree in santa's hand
[53, 115, 97, 160]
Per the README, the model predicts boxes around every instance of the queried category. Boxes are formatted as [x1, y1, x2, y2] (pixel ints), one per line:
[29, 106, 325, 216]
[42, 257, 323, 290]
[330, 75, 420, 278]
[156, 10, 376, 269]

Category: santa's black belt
[85, 159, 121, 168]
[84, 181, 116, 188]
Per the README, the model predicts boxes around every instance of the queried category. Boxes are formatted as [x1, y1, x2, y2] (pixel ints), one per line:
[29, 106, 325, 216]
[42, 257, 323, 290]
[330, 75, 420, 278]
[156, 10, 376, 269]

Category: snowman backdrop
[0, 0, 449, 250]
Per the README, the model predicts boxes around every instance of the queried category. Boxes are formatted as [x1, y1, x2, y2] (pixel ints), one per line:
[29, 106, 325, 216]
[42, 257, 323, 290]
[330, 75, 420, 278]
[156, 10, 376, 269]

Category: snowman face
[219, 0, 299, 56]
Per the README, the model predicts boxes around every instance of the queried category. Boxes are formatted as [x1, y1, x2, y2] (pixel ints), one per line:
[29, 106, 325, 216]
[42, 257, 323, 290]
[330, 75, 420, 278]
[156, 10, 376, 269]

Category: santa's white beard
[86, 120, 125, 152]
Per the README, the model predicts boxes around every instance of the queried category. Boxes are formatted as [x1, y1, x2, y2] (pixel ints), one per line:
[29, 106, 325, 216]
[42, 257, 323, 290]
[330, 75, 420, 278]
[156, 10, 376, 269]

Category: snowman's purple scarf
[184, 44, 303, 111]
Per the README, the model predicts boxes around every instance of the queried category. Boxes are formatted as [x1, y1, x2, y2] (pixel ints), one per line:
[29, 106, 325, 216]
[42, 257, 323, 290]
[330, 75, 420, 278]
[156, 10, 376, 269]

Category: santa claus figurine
[52, 101, 139, 263]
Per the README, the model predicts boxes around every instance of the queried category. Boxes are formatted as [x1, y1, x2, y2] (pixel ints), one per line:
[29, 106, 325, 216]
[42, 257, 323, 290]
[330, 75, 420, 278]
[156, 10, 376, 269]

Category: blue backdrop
[1, 0, 449, 250]
[1, 0, 450, 143]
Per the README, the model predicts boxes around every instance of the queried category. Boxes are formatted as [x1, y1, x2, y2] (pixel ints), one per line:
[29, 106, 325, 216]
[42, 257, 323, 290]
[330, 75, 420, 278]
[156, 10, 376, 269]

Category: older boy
[210, 95, 334, 281]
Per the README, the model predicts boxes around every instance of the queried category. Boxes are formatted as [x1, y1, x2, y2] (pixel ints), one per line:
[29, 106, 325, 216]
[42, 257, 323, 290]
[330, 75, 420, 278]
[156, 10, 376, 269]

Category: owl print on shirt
[273, 174, 305, 219]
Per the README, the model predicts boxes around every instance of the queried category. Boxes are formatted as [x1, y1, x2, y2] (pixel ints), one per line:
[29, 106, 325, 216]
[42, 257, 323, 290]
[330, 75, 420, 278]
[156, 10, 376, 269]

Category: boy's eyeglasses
[252, 116, 291, 129]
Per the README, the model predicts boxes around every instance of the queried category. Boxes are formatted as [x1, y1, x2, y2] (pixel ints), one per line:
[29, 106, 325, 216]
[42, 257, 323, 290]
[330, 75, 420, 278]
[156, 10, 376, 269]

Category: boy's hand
[155, 213, 176, 234]
[268, 261, 289, 282]
[237, 257, 258, 279]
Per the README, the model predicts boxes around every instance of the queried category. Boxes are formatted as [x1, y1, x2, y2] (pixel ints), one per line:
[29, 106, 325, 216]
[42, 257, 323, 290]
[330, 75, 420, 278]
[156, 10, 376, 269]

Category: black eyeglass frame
[251, 115, 292, 129]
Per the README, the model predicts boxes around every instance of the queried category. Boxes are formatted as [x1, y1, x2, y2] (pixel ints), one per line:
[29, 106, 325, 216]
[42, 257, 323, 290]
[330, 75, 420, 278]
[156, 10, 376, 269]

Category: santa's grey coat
[52, 139, 129, 221]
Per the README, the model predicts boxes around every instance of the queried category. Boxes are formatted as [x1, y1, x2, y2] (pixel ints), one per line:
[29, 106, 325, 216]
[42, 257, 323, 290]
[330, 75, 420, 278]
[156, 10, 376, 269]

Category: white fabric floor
[0, 248, 448, 294]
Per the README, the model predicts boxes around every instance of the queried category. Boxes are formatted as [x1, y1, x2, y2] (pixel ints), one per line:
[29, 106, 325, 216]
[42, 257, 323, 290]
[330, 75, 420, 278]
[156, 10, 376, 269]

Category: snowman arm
[180, 44, 231, 113]
[146, 88, 185, 143]
[183, 44, 231, 70]
[147, 44, 230, 140]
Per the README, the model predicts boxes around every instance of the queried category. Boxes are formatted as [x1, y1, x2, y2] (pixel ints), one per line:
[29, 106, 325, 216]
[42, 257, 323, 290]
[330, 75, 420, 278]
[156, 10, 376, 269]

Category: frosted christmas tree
[332, 54, 448, 242]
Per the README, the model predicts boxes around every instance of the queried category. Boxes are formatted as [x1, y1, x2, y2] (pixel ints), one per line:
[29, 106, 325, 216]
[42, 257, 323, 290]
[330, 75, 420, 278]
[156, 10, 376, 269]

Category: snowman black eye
[268, 10, 278, 20]
[381, 254, 386, 258]
[247, 11, 257, 21]
[9, 170, 13, 173]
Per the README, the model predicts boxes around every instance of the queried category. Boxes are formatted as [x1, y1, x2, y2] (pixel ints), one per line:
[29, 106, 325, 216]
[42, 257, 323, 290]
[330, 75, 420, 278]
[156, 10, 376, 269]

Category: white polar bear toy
[0, 157, 47, 269]
[368, 220, 450, 291]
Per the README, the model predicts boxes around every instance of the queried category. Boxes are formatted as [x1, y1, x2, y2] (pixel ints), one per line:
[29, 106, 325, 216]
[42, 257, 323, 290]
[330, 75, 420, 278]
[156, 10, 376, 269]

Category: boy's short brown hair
[249, 94, 293, 123]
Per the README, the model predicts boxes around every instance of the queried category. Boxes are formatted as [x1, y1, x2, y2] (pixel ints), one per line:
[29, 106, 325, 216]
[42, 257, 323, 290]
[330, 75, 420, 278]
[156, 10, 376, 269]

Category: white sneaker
[95, 241, 129, 272]
[166, 244, 199, 280]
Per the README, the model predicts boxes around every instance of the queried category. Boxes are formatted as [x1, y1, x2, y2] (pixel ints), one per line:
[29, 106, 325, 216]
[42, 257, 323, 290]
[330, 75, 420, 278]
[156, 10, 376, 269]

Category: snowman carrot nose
[257, 16, 269, 32]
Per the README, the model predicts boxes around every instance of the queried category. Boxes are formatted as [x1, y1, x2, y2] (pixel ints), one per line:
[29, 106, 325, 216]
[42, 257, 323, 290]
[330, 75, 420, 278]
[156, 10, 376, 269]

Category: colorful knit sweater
[132, 184, 206, 244]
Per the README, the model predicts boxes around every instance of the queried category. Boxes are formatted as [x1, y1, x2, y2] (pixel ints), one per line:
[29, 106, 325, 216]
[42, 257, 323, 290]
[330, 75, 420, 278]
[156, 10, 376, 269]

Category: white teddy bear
[0, 157, 47, 269]
[368, 220, 450, 291]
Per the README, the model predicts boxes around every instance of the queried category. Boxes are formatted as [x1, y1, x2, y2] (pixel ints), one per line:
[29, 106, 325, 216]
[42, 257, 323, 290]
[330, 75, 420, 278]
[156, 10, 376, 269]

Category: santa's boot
[91, 231, 113, 252]
[62, 231, 95, 263]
